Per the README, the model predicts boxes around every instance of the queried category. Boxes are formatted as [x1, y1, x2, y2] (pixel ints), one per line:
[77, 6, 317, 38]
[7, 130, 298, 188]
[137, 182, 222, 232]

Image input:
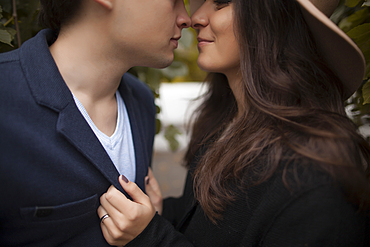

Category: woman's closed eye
[214, 0, 231, 9]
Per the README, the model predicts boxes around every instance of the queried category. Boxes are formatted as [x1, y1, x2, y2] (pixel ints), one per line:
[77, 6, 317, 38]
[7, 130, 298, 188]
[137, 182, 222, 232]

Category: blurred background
[0, 0, 369, 197]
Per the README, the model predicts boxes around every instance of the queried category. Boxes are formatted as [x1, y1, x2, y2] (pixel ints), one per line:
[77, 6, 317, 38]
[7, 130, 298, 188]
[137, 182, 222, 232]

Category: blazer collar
[18, 29, 125, 191]
[118, 80, 148, 191]
[20, 29, 72, 112]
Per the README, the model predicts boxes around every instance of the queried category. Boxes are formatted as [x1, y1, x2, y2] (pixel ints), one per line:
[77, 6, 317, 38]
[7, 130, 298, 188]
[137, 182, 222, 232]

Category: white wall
[154, 82, 206, 152]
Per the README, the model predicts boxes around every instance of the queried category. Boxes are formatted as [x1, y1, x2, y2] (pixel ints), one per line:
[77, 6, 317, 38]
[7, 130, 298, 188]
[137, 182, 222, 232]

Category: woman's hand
[97, 175, 156, 246]
[145, 168, 163, 215]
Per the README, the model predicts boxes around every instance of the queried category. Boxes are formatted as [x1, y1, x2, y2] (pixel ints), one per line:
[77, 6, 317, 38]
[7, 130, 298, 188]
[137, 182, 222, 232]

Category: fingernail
[121, 175, 129, 183]
[145, 177, 150, 185]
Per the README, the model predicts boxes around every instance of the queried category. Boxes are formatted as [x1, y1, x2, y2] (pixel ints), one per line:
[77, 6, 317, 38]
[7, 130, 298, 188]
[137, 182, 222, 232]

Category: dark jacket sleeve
[125, 214, 194, 247]
[240, 184, 368, 247]
[162, 168, 195, 226]
[126, 169, 197, 246]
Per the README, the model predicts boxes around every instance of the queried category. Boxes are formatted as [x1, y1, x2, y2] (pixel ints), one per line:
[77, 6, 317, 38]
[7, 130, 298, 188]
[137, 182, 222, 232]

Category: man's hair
[38, 0, 83, 32]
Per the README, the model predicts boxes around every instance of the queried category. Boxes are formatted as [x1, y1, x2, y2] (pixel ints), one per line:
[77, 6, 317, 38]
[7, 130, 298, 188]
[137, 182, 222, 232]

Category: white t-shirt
[72, 91, 136, 182]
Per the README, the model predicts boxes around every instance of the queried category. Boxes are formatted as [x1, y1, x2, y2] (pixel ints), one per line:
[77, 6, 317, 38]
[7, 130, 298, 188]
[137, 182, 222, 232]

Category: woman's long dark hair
[185, 0, 370, 223]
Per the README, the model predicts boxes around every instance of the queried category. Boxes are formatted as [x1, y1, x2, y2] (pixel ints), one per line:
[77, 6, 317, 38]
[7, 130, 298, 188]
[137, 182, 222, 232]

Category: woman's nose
[190, 3, 209, 29]
[191, 13, 208, 30]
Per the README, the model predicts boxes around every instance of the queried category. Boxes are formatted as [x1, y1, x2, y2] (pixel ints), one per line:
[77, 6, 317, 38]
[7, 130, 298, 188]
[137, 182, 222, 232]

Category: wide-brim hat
[297, 0, 366, 99]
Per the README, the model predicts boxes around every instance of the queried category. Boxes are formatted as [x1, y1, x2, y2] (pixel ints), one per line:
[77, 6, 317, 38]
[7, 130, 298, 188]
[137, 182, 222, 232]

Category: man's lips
[171, 37, 180, 48]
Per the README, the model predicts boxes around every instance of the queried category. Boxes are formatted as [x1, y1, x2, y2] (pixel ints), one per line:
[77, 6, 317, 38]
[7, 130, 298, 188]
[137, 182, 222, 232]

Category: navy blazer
[0, 30, 156, 246]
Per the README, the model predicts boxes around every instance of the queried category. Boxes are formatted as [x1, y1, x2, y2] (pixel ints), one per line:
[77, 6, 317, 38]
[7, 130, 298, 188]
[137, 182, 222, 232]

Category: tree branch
[12, 0, 21, 47]
[4, 16, 14, 27]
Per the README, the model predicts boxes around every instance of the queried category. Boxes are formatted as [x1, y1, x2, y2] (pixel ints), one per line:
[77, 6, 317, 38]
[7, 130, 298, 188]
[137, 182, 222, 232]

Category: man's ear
[93, 0, 113, 10]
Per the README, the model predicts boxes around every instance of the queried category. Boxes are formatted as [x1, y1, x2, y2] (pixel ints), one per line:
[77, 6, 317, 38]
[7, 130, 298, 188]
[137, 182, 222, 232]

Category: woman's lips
[197, 37, 213, 47]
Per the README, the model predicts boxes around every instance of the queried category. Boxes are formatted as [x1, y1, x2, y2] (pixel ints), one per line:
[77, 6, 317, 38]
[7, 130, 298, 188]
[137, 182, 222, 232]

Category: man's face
[111, 0, 191, 69]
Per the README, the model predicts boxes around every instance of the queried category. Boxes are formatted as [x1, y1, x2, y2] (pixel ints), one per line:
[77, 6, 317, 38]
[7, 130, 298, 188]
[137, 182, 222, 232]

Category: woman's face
[190, 0, 240, 78]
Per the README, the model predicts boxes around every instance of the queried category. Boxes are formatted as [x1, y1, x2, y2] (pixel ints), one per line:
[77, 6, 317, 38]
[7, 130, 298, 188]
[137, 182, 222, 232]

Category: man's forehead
[189, 0, 204, 15]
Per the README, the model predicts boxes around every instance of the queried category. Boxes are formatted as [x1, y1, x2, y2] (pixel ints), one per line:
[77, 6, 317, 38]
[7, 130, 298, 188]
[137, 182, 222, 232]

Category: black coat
[128, 155, 369, 246]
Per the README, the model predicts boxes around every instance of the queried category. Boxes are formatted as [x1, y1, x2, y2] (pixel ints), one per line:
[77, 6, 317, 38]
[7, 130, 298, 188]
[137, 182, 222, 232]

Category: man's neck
[49, 26, 129, 102]
[49, 25, 129, 136]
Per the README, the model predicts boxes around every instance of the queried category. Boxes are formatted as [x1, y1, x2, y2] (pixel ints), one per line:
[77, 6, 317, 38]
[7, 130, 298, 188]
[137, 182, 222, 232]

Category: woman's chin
[197, 61, 217, 74]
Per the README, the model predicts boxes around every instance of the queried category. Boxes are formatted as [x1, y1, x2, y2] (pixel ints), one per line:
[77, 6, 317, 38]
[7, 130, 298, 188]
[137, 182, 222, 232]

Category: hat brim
[297, 0, 366, 99]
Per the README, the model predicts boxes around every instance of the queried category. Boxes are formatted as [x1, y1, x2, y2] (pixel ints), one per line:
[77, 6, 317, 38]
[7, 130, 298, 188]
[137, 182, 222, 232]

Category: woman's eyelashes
[213, 0, 231, 9]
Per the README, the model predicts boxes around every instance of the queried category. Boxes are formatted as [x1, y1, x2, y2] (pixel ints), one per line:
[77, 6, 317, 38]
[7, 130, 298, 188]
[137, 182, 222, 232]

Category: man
[0, 0, 190, 246]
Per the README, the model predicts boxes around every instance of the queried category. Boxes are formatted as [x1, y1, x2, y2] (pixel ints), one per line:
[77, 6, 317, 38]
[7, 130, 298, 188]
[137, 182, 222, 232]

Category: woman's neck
[225, 70, 247, 118]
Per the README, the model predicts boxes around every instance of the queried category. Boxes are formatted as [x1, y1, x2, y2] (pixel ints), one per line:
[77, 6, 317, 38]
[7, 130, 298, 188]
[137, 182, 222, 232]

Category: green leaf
[156, 105, 161, 114]
[345, 0, 363, 8]
[0, 27, 13, 46]
[164, 125, 182, 152]
[339, 7, 369, 33]
[155, 119, 162, 135]
[146, 68, 162, 92]
[346, 22, 370, 44]
[0, 1, 12, 13]
[363, 79, 370, 104]
[6, 27, 16, 37]
[347, 23, 370, 77]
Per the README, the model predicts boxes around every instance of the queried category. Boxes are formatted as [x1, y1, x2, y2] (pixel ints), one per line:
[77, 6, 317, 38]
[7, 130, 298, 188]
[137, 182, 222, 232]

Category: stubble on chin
[151, 55, 174, 69]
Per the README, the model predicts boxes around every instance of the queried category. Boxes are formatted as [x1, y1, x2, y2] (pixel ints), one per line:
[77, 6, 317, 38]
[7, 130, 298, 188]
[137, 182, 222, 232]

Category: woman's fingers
[98, 190, 140, 246]
[98, 205, 128, 246]
[147, 168, 161, 195]
[117, 175, 152, 208]
[103, 184, 131, 213]
[145, 168, 163, 214]
[100, 190, 128, 231]
[97, 176, 157, 245]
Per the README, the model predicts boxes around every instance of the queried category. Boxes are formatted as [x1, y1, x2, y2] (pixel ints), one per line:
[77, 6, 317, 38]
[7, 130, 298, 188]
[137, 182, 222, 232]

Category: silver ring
[100, 214, 109, 223]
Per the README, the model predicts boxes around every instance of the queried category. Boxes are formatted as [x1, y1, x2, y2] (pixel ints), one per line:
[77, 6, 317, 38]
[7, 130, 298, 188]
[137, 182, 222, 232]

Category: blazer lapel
[20, 29, 121, 190]
[56, 102, 121, 188]
[119, 81, 148, 191]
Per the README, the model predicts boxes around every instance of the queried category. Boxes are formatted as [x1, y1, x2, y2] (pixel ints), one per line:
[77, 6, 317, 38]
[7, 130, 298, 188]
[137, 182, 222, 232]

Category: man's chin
[152, 59, 174, 69]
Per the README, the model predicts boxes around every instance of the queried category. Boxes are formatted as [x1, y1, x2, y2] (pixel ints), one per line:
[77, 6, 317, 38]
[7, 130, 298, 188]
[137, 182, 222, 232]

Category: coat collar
[20, 29, 72, 112]
[19, 29, 147, 192]
[118, 79, 148, 191]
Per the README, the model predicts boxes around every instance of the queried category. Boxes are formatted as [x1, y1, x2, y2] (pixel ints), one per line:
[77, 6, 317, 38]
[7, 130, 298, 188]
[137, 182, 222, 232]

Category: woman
[98, 0, 370, 246]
